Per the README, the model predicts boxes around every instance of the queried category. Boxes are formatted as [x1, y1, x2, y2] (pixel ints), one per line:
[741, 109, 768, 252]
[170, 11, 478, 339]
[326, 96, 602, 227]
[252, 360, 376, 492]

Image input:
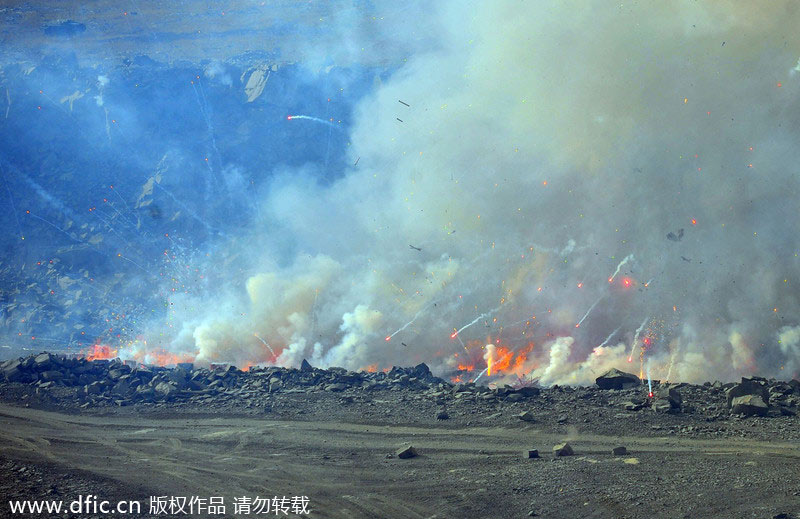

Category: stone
[518, 411, 536, 422]
[595, 369, 640, 390]
[726, 378, 769, 408]
[412, 363, 431, 378]
[517, 386, 540, 397]
[553, 442, 574, 456]
[39, 370, 63, 382]
[652, 400, 673, 413]
[33, 353, 54, 370]
[325, 383, 347, 392]
[436, 411, 449, 420]
[300, 359, 313, 372]
[612, 446, 628, 456]
[396, 444, 418, 459]
[731, 394, 768, 416]
[657, 387, 682, 408]
[525, 449, 540, 459]
[1, 360, 25, 383]
[505, 393, 525, 402]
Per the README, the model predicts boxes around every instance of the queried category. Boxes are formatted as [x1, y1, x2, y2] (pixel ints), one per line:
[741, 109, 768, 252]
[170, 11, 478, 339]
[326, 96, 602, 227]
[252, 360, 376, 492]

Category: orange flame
[457, 363, 475, 372]
[83, 344, 117, 361]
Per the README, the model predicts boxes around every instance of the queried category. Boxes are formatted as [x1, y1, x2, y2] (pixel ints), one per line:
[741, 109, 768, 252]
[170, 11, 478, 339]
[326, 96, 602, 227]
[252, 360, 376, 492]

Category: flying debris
[681, 256, 692, 263]
[354, 157, 360, 166]
[666, 228, 684, 242]
[396, 118, 404, 123]
[409, 244, 422, 251]
[398, 100, 410, 107]
[401, 342, 408, 347]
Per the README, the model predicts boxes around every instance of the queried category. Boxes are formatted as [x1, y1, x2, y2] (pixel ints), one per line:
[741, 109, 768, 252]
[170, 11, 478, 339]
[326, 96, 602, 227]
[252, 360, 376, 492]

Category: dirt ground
[1, 401, 799, 519]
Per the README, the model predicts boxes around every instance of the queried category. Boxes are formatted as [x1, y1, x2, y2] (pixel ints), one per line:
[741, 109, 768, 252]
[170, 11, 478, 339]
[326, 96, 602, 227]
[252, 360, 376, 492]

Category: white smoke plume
[128, 1, 800, 383]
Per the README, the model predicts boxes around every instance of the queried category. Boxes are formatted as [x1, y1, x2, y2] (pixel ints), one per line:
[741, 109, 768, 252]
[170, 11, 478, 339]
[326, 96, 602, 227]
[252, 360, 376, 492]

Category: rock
[595, 369, 640, 390]
[154, 381, 177, 399]
[524, 449, 540, 459]
[39, 370, 63, 382]
[726, 378, 769, 408]
[396, 444, 418, 459]
[652, 400, 673, 413]
[553, 442, 574, 456]
[612, 446, 628, 456]
[436, 411, 449, 420]
[33, 353, 54, 370]
[1, 360, 25, 383]
[518, 411, 536, 422]
[731, 394, 768, 416]
[505, 393, 525, 402]
[300, 359, 313, 372]
[623, 400, 644, 411]
[325, 383, 347, 392]
[657, 387, 682, 408]
[517, 386, 540, 397]
[412, 363, 431, 378]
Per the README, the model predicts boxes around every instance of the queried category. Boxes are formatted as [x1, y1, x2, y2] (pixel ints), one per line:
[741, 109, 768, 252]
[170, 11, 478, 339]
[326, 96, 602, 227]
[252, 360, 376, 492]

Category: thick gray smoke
[130, 1, 800, 384]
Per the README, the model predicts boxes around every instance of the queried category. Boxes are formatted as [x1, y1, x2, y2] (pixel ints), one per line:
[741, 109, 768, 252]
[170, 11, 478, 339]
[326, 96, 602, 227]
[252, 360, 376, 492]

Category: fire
[491, 346, 515, 372]
[363, 364, 378, 373]
[457, 363, 475, 372]
[451, 375, 463, 383]
[83, 344, 117, 361]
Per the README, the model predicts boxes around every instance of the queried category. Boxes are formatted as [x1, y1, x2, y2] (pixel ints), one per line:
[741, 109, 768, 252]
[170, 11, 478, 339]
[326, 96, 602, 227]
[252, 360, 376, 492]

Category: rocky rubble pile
[1, 353, 799, 419]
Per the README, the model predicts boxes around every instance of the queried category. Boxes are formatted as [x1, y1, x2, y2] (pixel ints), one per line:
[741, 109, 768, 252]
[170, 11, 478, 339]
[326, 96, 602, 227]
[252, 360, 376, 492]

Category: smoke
[122, 1, 800, 383]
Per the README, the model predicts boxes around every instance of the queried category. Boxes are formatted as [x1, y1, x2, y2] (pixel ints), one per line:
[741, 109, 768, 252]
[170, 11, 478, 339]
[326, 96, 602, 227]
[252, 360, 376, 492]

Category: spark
[608, 254, 634, 283]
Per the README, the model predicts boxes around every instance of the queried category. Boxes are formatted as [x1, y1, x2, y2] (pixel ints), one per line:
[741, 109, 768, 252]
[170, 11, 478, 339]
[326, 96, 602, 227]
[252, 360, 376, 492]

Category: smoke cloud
[112, 1, 800, 383]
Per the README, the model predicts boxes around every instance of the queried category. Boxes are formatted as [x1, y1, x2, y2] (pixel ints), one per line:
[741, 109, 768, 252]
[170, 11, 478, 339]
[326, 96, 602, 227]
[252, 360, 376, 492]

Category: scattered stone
[396, 444, 418, 459]
[553, 442, 574, 456]
[595, 369, 640, 390]
[518, 411, 536, 422]
[612, 446, 628, 456]
[436, 410, 449, 420]
[524, 449, 540, 459]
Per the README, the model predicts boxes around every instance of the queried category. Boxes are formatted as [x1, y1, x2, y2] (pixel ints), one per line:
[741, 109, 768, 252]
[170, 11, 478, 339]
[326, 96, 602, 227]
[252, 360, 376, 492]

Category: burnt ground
[1, 360, 799, 519]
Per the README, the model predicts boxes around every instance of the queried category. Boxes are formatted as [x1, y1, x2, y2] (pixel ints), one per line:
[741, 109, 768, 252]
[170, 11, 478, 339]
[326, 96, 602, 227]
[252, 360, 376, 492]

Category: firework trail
[628, 316, 649, 362]
[385, 301, 435, 342]
[450, 305, 501, 339]
[286, 115, 340, 129]
[575, 295, 603, 328]
[254, 333, 277, 358]
[471, 366, 489, 384]
[608, 254, 634, 283]
[646, 358, 653, 397]
[596, 327, 620, 349]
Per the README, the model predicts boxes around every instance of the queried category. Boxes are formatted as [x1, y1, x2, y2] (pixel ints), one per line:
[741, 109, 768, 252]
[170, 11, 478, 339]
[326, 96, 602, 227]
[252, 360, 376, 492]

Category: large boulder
[595, 369, 640, 390]
[730, 394, 768, 416]
[1, 359, 25, 383]
[726, 378, 769, 408]
[300, 359, 313, 372]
